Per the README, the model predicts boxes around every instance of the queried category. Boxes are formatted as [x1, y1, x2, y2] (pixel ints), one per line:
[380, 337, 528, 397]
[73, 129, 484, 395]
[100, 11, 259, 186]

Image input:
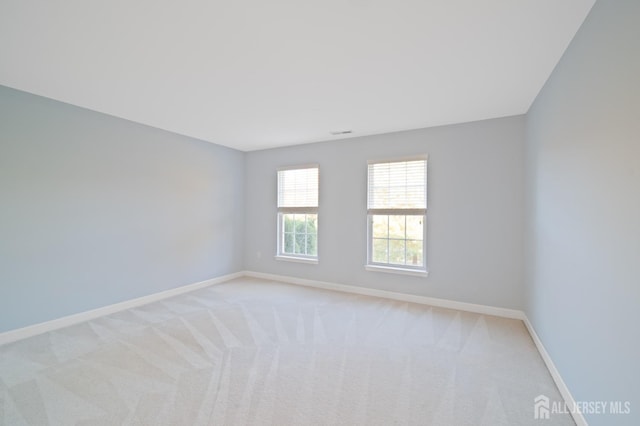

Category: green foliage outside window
[371, 214, 423, 266]
[283, 214, 317, 256]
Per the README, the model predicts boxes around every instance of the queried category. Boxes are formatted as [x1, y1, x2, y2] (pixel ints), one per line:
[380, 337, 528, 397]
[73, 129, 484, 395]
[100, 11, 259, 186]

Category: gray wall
[245, 116, 525, 309]
[0, 86, 245, 333]
[525, 0, 639, 424]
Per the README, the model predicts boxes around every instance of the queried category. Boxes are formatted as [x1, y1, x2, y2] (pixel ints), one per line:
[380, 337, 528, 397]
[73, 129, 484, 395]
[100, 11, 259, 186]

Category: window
[277, 166, 319, 262]
[367, 158, 427, 274]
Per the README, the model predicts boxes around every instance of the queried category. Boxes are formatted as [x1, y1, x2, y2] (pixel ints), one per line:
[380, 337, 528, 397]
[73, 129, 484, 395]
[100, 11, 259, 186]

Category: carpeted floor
[0, 277, 574, 425]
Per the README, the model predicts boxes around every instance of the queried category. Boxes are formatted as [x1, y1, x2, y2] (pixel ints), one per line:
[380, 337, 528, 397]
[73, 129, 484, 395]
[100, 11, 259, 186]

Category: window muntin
[277, 166, 319, 260]
[367, 158, 427, 271]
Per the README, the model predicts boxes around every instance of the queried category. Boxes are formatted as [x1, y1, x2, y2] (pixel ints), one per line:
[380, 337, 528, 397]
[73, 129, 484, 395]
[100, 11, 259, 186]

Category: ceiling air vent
[330, 130, 352, 136]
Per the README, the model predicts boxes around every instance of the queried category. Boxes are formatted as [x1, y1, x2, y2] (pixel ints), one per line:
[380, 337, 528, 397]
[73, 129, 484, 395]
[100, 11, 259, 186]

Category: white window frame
[366, 156, 428, 276]
[276, 165, 319, 263]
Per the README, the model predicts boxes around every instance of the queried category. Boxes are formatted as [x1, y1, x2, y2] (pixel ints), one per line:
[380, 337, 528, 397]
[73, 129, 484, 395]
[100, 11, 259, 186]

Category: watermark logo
[534, 394, 631, 420]
[534, 395, 550, 419]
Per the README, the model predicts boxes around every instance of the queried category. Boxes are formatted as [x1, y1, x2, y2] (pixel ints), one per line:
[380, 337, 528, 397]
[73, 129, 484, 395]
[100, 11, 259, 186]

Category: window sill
[365, 264, 428, 277]
[275, 255, 318, 265]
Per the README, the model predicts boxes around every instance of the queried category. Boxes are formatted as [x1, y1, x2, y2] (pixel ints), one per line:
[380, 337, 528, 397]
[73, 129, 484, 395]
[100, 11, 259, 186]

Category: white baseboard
[243, 270, 524, 320]
[522, 316, 587, 426]
[0, 271, 243, 346]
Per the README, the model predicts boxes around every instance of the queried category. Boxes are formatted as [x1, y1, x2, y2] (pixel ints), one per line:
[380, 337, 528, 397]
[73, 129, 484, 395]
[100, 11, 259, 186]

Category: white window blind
[368, 159, 426, 213]
[277, 166, 319, 210]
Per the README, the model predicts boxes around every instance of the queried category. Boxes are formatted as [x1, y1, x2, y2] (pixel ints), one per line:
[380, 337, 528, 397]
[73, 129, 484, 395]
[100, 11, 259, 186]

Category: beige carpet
[0, 277, 574, 425]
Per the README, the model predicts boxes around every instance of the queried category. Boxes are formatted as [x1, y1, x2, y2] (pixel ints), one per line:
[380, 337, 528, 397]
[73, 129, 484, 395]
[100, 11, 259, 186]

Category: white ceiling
[0, 0, 595, 151]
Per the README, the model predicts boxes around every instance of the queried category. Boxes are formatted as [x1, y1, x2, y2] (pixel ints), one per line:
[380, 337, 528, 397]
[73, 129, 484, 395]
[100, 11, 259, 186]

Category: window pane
[284, 214, 294, 232]
[406, 240, 423, 266]
[294, 214, 305, 233]
[280, 213, 318, 257]
[389, 239, 406, 265]
[284, 233, 294, 254]
[307, 233, 317, 256]
[295, 233, 306, 254]
[406, 215, 423, 240]
[372, 238, 388, 263]
[306, 214, 317, 234]
[389, 215, 405, 239]
[372, 215, 389, 238]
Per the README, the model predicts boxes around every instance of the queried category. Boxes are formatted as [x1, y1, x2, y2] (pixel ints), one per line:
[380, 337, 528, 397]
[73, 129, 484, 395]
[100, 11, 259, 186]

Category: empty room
[0, 0, 637, 425]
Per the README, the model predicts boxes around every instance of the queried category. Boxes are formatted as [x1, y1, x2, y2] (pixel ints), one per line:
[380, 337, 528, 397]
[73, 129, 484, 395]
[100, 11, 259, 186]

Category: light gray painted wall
[245, 116, 525, 309]
[525, 0, 639, 424]
[0, 86, 245, 333]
